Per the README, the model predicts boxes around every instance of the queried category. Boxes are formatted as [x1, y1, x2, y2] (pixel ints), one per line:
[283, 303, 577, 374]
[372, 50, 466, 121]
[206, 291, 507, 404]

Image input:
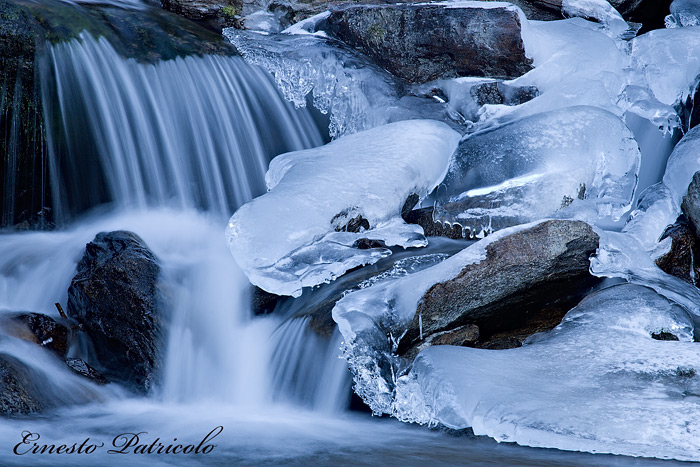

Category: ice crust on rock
[223, 28, 402, 138]
[391, 284, 700, 461]
[663, 125, 700, 206]
[226, 120, 461, 297]
[433, 106, 641, 237]
[630, 27, 700, 106]
[332, 221, 542, 414]
[622, 183, 679, 253]
[666, 0, 700, 28]
[561, 0, 629, 38]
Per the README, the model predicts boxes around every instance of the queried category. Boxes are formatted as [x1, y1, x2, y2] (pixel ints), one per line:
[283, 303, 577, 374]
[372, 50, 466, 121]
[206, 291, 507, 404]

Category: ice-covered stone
[663, 125, 700, 206]
[666, 0, 700, 27]
[622, 182, 679, 253]
[561, 0, 629, 38]
[392, 284, 700, 461]
[631, 27, 700, 106]
[226, 120, 461, 297]
[223, 28, 401, 138]
[433, 106, 640, 237]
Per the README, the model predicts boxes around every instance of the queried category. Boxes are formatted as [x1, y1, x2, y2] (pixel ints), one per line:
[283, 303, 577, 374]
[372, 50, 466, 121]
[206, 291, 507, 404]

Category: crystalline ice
[391, 284, 700, 461]
[663, 125, 700, 206]
[332, 221, 542, 414]
[666, 0, 700, 28]
[433, 106, 640, 237]
[631, 27, 700, 106]
[223, 29, 402, 138]
[621, 182, 679, 253]
[561, 0, 629, 38]
[226, 120, 461, 297]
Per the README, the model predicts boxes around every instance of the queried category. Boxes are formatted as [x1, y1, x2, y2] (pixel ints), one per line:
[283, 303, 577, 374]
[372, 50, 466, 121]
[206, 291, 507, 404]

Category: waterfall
[0, 30, 353, 413]
[42, 33, 324, 222]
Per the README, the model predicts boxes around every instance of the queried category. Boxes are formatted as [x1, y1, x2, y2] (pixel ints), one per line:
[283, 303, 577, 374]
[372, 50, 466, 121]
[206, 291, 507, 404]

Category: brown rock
[655, 217, 700, 287]
[398, 220, 601, 355]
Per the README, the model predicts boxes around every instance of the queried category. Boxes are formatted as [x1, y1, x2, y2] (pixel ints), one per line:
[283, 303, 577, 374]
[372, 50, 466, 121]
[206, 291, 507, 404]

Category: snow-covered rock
[226, 119, 461, 297]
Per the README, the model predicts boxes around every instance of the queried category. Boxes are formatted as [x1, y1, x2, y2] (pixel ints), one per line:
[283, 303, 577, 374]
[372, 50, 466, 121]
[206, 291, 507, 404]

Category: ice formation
[621, 183, 679, 253]
[666, 0, 700, 27]
[433, 106, 640, 237]
[391, 284, 700, 461]
[630, 27, 700, 106]
[663, 125, 700, 206]
[332, 221, 543, 414]
[226, 120, 461, 297]
[561, 0, 629, 38]
[223, 29, 402, 138]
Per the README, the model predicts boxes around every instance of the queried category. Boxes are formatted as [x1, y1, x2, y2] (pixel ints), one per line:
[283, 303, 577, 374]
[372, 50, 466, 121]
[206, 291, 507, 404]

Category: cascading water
[43, 33, 323, 222]
[0, 25, 354, 421]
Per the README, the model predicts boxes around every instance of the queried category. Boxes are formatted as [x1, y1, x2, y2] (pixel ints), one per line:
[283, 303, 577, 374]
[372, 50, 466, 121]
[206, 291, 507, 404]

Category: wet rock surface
[67, 231, 162, 393]
[322, 3, 533, 83]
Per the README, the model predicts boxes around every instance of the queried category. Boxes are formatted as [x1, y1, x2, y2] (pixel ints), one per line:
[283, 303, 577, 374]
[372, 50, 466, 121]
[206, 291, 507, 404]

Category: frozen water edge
[226, 120, 461, 297]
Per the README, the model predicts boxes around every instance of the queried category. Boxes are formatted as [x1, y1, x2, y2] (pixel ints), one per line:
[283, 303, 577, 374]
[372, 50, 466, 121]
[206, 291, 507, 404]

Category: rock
[397, 220, 601, 355]
[0, 354, 45, 415]
[322, 3, 532, 83]
[402, 324, 480, 360]
[3, 313, 70, 358]
[65, 358, 109, 385]
[655, 217, 700, 287]
[251, 286, 280, 315]
[651, 330, 680, 341]
[161, 0, 243, 31]
[67, 231, 161, 393]
[682, 171, 700, 234]
[404, 207, 464, 240]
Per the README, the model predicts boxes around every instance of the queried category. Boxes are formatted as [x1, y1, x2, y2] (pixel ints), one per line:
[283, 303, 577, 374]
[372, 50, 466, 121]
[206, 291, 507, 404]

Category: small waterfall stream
[0, 28, 351, 417]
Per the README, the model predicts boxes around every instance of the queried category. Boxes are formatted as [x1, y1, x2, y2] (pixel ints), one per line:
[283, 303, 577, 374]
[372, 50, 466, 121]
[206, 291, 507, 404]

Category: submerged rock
[398, 220, 601, 354]
[0, 354, 46, 415]
[322, 3, 532, 83]
[67, 231, 161, 393]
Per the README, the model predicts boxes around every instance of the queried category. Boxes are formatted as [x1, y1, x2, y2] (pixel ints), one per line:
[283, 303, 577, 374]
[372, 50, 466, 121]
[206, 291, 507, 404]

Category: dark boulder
[655, 217, 700, 287]
[323, 3, 532, 83]
[0, 354, 46, 415]
[398, 220, 601, 355]
[67, 231, 161, 393]
[3, 313, 70, 358]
